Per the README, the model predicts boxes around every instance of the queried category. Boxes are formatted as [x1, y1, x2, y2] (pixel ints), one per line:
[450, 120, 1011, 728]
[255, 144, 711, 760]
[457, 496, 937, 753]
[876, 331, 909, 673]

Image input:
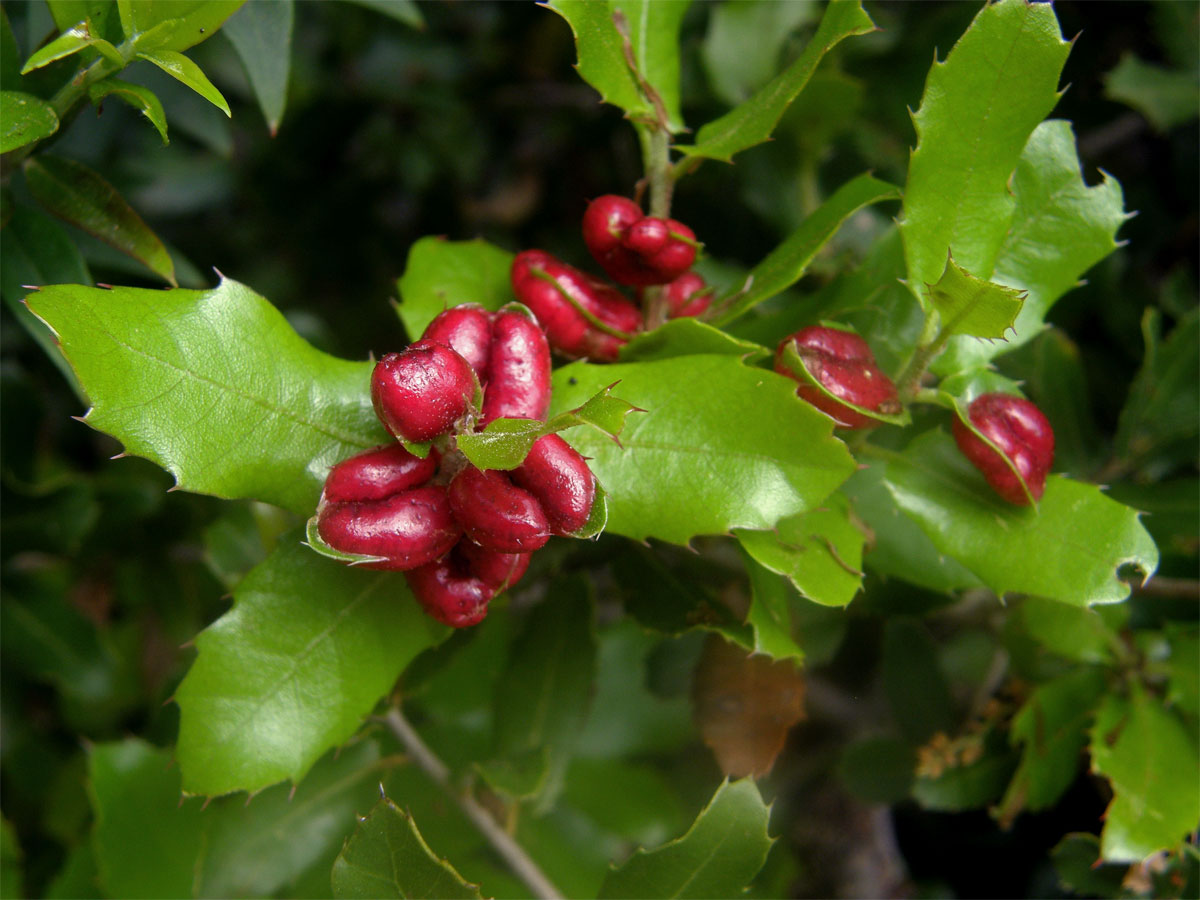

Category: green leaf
[597, 779, 773, 900]
[838, 737, 917, 805]
[1166, 624, 1199, 718]
[1051, 834, 1128, 900]
[735, 490, 865, 608]
[26, 278, 388, 516]
[0, 90, 59, 151]
[46, 0, 116, 34]
[395, 237, 515, 342]
[547, 0, 688, 132]
[562, 758, 686, 849]
[619, 317, 769, 363]
[739, 550, 805, 662]
[19, 23, 96, 73]
[935, 120, 1129, 374]
[122, 1, 244, 52]
[1105, 53, 1200, 132]
[22, 155, 176, 284]
[331, 798, 482, 899]
[680, 0, 876, 163]
[883, 618, 953, 744]
[549, 356, 857, 545]
[1018, 596, 1127, 665]
[456, 383, 641, 472]
[90, 737, 393, 898]
[490, 576, 596, 807]
[712, 173, 901, 324]
[1, 9, 22, 89]
[995, 667, 1107, 826]
[343, 0, 424, 30]
[174, 535, 446, 796]
[136, 48, 230, 116]
[222, 0, 292, 135]
[900, 0, 1071, 302]
[88, 77, 168, 143]
[883, 430, 1159, 606]
[699, 0, 818, 107]
[1090, 685, 1200, 862]
[925, 254, 1024, 342]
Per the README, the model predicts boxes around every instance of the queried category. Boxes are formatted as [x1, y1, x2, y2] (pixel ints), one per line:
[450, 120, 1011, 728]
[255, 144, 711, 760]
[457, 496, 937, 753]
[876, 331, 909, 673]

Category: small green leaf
[925, 254, 1025, 342]
[175, 535, 446, 796]
[1090, 685, 1200, 862]
[739, 549, 805, 662]
[343, 0, 424, 30]
[619, 317, 769, 363]
[19, 23, 95, 73]
[883, 618, 954, 745]
[995, 667, 1107, 825]
[456, 383, 641, 472]
[713, 173, 901, 324]
[88, 76, 168, 143]
[46, 1, 116, 34]
[598, 779, 773, 899]
[26, 278, 388, 516]
[901, 0, 1071, 301]
[137, 48, 230, 116]
[0, 90, 59, 151]
[122, 1, 244, 52]
[883, 430, 1159, 606]
[547, 0, 688, 132]
[22, 155, 176, 284]
[680, 0, 876, 163]
[550, 356, 857, 545]
[331, 798, 482, 899]
[222, 0, 292, 135]
[395, 237, 515, 342]
[735, 490, 865, 609]
[1105, 53, 1199, 132]
[1051, 834, 1128, 899]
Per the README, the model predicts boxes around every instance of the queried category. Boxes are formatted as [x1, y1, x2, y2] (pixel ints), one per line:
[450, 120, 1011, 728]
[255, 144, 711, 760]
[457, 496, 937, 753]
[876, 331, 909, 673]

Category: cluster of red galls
[774, 325, 1055, 505]
[315, 306, 595, 628]
[510, 194, 710, 361]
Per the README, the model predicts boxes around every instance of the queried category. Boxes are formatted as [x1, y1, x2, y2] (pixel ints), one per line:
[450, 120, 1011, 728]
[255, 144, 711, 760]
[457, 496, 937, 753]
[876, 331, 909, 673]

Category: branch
[382, 707, 565, 900]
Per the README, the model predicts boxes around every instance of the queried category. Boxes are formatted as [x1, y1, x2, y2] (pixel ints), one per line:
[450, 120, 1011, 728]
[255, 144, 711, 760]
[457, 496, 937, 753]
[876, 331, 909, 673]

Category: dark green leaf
[331, 798, 482, 899]
[395, 237, 515, 342]
[547, 0, 689, 132]
[740, 549, 804, 661]
[549, 356, 857, 545]
[222, 0, 292, 134]
[1090, 685, 1200, 862]
[1051, 834, 1127, 899]
[1166, 624, 1199, 717]
[88, 77, 168, 143]
[44, 844, 100, 900]
[343, 0, 424, 30]
[838, 737, 917, 805]
[23, 155, 176, 284]
[0, 818, 20, 900]
[619, 317, 769, 363]
[935, 120, 1129, 374]
[736, 490, 865, 609]
[122, 1, 244, 52]
[680, 0, 875, 163]
[995, 667, 1107, 825]
[901, 0, 1071, 302]
[26, 278, 389, 516]
[1, 9, 21, 89]
[563, 757, 686, 848]
[713, 173, 901, 324]
[1104, 53, 1199, 132]
[883, 618, 954, 744]
[883, 430, 1159, 606]
[174, 536, 446, 796]
[1018, 597, 1127, 665]
[597, 779, 773, 900]
[925, 254, 1024, 341]
[137, 48, 230, 115]
[0, 90, 58, 151]
[699, 0, 818, 107]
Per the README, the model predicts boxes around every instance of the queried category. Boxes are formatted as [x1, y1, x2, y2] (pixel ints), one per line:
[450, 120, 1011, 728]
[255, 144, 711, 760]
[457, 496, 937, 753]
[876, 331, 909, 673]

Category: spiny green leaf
[396, 237, 515, 342]
[925, 253, 1025, 342]
[222, 0, 292, 135]
[22, 155, 175, 284]
[550, 356, 857, 545]
[735, 490, 865, 609]
[883, 430, 1159, 606]
[26, 278, 387, 516]
[680, 0, 875, 163]
[1090, 685, 1200, 863]
[1105, 53, 1200, 132]
[456, 383, 641, 472]
[137, 48, 230, 116]
[331, 798, 482, 899]
[900, 0, 1071, 302]
[547, 0, 688, 132]
[0, 91, 59, 152]
[597, 779, 773, 899]
[175, 535, 446, 796]
[935, 120, 1129, 374]
[88, 76, 168, 144]
[713, 173, 901, 325]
